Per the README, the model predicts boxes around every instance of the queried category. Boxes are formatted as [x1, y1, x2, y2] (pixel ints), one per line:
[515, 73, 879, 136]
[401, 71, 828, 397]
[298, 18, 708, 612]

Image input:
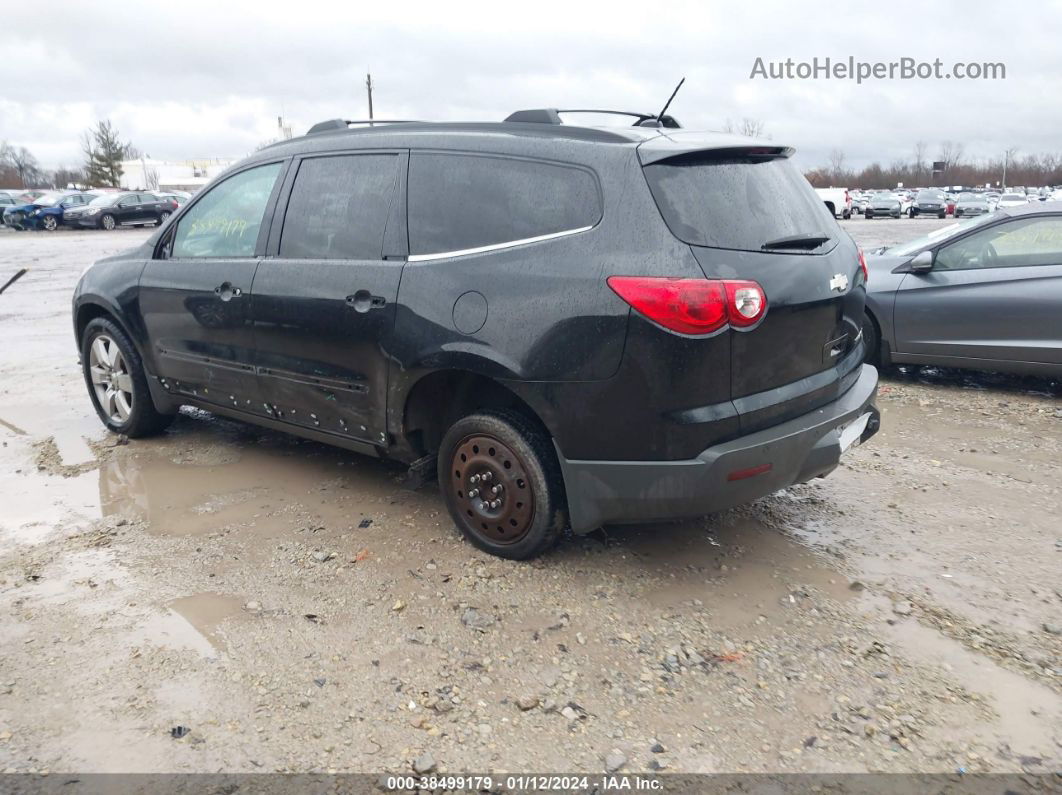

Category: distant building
[119, 157, 238, 193]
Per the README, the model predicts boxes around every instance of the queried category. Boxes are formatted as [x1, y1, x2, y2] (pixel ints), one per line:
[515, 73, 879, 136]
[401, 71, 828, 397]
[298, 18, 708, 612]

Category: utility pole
[366, 72, 374, 124]
[1002, 147, 1015, 190]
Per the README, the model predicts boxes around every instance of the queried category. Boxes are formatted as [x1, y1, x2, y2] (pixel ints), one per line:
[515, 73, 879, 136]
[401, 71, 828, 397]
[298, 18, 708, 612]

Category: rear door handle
[214, 282, 243, 301]
[346, 290, 386, 313]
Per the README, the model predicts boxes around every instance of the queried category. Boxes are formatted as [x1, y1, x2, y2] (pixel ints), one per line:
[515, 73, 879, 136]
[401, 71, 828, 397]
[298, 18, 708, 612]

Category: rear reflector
[726, 463, 773, 481]
[607, 276, 767, 335]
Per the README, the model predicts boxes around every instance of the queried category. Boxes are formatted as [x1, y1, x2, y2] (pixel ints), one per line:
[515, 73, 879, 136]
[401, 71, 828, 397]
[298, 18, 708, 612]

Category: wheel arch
[74, 298, 137, 354]
[397, 369, 555, 461]
[74, 297, 178, 415]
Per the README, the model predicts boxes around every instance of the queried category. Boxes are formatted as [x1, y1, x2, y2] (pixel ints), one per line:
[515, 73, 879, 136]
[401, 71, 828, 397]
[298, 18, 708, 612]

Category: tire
[865, 210, 873, 219]
[42, 215, 58, 231]
[861, 313, 881, 367]
[938, 212, 947, 219]
[99, 213, 116, 231]
[908, 208, 916, 218]
[438, 409, 566, 560]
[159, 211, 171, 224]
[842, 209, 851, 219]
[81, 317, 174, 438]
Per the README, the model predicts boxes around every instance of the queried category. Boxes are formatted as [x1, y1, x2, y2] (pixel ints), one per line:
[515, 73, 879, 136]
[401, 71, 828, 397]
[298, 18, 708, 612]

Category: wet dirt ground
[0, 219, 1059, 775]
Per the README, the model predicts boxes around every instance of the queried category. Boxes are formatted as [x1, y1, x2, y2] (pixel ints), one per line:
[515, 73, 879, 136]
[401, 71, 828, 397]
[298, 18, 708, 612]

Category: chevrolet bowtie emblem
[829, 273, 849, 292]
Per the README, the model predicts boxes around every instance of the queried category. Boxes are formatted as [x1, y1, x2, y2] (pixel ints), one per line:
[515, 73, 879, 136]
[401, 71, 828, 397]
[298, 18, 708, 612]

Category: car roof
[997, 203, 1061, 218]
[249, 120, 780, 168]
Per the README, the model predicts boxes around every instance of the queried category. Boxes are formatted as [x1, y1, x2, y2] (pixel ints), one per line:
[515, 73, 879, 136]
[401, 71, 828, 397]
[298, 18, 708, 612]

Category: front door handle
[346, 290, 386, 313]
[214, 282, 243, 302]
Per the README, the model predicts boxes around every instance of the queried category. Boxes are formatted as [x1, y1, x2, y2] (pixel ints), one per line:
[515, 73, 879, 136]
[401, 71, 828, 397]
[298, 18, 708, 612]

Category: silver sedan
[862, 205, 1062, 376]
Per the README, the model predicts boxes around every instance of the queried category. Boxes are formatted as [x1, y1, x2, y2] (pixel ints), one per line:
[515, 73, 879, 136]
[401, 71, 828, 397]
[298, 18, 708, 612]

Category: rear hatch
[640, 140, 866, 432]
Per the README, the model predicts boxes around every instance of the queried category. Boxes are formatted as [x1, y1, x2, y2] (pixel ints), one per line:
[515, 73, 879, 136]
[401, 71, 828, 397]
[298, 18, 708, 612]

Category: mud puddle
[857, 591, 1061, 764]
[95, 412, 416, 539]
[134, 593, 246, 658]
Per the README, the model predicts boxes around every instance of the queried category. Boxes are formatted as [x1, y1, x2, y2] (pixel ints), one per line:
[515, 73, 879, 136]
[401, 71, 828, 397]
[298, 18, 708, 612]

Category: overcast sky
[2, 1, 1060, 173]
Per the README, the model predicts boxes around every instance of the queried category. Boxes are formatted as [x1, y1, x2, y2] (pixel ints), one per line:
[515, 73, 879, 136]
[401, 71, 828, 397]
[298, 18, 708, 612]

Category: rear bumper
[557, 364, 879, 533]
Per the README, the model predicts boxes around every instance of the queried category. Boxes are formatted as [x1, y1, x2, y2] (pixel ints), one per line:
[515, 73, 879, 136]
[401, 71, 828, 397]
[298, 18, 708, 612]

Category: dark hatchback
[73, 111, 879, 559]
[64, 191, 177, 230]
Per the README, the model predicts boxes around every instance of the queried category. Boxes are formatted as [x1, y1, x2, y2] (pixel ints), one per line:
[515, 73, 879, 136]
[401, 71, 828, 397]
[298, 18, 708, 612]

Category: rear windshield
[643, 153, 834, 252]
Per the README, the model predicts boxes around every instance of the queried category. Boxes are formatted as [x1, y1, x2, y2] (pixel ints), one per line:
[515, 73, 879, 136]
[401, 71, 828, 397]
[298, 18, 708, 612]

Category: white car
[813, 187, 852, 219]
[997, 192, 1032, 209]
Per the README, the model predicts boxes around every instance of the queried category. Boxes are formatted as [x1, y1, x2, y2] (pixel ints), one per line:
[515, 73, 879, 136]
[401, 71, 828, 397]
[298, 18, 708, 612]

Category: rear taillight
[857, 246, 869, 284]
[606, 276, 767, 336]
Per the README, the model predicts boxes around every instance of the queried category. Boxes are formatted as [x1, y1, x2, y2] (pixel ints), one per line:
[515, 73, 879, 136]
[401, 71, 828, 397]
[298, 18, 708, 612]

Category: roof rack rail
[306, 118, 421, 135]
[504, 108, 681, 129]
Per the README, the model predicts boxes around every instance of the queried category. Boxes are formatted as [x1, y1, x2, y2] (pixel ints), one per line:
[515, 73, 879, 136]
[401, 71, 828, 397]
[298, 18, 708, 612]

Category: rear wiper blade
[761, 233, 831, 251]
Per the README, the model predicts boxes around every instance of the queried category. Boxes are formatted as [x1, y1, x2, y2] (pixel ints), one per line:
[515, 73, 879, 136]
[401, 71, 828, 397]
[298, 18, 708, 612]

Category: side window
[171, 162, 282, 259]
[117, 195, 137, 207]
[408, 153, 600, 255]
[279, 154, 398, 260]
[138, 193, 157, 204]
[936, 217, 1062, 271]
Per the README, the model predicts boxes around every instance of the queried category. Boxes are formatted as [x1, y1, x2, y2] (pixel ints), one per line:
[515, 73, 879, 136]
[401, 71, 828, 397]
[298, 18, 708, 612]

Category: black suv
[73, 110, 879, 559]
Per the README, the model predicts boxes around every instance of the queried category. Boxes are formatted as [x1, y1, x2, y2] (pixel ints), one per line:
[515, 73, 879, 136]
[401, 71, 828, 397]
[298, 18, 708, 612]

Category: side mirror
[908, 250, 934, 272]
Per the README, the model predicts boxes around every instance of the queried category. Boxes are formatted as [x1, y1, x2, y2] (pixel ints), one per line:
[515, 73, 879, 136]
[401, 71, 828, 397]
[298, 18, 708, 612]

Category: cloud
[1, 0, 1059, 171]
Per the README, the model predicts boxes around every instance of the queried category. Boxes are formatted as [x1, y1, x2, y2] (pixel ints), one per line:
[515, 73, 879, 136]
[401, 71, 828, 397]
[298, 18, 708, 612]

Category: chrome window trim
[407, 225, 593, 262]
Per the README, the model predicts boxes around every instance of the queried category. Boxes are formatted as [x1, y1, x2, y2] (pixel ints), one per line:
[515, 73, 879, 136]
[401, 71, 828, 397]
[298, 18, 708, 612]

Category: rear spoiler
[637, 132, 794, 165]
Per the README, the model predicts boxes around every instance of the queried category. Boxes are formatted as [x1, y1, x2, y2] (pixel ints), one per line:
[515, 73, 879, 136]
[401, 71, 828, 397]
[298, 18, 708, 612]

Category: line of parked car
[0, 188, 191, 231]
[848, 185, 1061, 220]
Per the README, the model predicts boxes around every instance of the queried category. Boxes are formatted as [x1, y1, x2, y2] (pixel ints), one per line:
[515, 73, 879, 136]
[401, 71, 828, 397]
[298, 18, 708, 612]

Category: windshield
[32, 193, 63, 207]
[887, 214, 996, 256]
[1001, 193, 1026, 201]
[642, 153, 834, 252]
[917, 191, 944, 200]
[88, 193, 122, 207]
[872, 193, 895, 201]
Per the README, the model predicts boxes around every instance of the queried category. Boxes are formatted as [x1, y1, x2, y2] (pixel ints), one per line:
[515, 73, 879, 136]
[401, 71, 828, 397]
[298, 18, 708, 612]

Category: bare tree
[828, 149, 847, 175]
[805, 143, 1062, 190]
[912, 141, 928, 179]
[723, 117, 767, 138]
[0, 141, 16, 186]
[937, 141, 965, 172]
[52, 166, 88, 189]
[9, 146, 43, 188]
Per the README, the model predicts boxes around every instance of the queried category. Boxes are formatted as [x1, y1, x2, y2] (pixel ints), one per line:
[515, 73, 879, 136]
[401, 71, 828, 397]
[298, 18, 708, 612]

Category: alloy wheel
[88, 334, 134, 424]
[43, 216, 57, 231]
[450, 434, 535, 544]
[101, 214, 115, 230]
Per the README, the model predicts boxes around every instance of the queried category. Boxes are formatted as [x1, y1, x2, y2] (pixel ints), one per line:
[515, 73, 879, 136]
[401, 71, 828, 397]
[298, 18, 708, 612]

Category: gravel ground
[0, 221, 1059, 776]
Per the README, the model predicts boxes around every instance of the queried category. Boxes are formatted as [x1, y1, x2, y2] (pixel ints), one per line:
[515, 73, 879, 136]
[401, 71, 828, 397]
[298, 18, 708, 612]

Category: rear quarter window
[643, 153, 835, 252]
[408, 153, 601, 255]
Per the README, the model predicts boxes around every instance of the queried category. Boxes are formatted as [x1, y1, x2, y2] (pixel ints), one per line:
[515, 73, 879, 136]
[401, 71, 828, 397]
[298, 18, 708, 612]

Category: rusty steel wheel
[438, 410, 566, 560]
[451, 434, 535, 544]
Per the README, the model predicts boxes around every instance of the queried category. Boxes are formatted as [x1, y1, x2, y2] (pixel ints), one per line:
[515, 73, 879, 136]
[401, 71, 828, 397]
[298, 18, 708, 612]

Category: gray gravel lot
[0, 221, 1059, 775]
